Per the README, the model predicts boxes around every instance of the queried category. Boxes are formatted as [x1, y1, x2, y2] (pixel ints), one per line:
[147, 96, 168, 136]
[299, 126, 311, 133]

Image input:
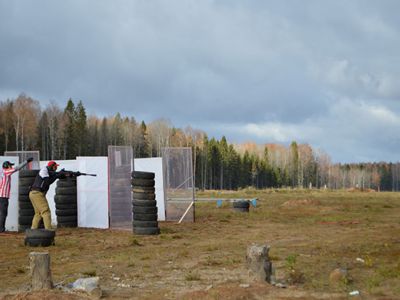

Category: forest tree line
[1, 94, 399, 191]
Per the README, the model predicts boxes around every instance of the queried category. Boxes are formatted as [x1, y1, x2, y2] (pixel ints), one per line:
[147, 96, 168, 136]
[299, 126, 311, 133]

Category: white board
[77, 157, 109, 228]
[2, 156, 20, 231]
[134, 157, 165, 221]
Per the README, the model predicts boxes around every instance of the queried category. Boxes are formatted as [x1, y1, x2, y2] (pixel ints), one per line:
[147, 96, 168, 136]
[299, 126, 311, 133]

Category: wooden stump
[29, 252, 53, 290]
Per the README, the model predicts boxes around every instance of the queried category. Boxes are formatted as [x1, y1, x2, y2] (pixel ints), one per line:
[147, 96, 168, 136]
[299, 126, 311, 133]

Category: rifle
[59, 169, 97, 177]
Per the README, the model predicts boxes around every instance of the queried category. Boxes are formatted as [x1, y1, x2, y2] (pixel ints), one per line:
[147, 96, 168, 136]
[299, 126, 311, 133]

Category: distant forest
[1, 94, 399, 191]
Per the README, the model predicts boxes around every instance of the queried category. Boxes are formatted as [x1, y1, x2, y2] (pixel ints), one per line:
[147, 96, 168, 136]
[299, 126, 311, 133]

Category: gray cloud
[0, 0, 399, 162]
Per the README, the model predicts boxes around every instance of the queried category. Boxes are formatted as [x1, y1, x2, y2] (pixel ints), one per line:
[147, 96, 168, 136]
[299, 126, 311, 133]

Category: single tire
[24, 237, 54, 247]
[132, 200, 157, 207]
[233, 201, 250, 208]
[55, 203, 77, 210]
[18, 186, 31, 195]
[55, 209, 77, 217]
[133, 220, 158, 228]
[19, 201, 34, 209]
[54, 195, 77, 204]
[132, 178, 155, 187]
[19, 209, 34, 216]
[57, 222, 77, 228]
[233, 207, 249, 213]
[55, 187, 77, 195]
[132, 186, 155, 193]
[56, 179, 76, 188]
[19, 195, 32, 203]
[19, 170, 39, 178]
[132, 206, 157, 214]
[57, 215, 77, 223]
[132, 171, 155, 179]
[19, 215, 33, 225]
[19, 178, 36, 186]
[132, 192, 155, 200]
[25, 229, 56, 239]
[133, 213, 157, 221]
[133, 227, 160, 235]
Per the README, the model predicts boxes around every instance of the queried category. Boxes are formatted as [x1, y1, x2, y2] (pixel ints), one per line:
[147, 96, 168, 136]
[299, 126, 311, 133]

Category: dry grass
[0, 189, 399, 299]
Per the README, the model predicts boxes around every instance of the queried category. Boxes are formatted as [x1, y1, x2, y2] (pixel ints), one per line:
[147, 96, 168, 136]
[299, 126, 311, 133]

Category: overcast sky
[1, 0, 399, 163]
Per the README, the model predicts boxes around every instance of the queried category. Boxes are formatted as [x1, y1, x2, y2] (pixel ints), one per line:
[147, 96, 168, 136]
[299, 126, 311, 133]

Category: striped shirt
[0, 168, 17, 198]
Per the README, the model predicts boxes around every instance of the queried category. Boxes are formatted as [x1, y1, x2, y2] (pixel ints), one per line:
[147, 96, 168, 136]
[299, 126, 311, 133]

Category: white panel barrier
[40, 160, 78, 226]
[134, 157, 166, 221]
[77, 157, 109, 228]
[1, 156, 20, 231]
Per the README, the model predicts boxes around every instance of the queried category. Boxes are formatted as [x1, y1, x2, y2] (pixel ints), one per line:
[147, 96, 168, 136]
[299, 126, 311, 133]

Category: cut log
[29, 252, 53, 290]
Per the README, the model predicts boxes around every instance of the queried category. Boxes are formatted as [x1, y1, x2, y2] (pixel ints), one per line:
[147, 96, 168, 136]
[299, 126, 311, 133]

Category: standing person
[0, 157, 34, 233]
[29, 161, 67, 230]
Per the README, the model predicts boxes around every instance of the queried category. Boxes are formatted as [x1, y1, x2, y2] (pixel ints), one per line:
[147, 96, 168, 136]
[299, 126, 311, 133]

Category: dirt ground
[0, 189, 399, 299]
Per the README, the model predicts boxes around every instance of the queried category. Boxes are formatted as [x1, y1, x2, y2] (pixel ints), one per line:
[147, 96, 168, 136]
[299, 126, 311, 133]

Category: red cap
[47, 160, 59, 168]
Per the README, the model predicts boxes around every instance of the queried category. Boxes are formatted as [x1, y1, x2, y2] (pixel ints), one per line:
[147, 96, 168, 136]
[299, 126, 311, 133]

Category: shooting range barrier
[3, 146, 195, 231]
[161, 147, 195, 222]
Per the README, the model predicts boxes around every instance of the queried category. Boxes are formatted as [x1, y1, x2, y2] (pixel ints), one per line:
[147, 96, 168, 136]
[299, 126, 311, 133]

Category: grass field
[0, 189, 399, 299]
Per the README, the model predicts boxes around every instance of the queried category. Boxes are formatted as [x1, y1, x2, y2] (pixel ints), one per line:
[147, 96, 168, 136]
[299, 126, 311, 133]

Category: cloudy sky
[1, 0, 399, 163]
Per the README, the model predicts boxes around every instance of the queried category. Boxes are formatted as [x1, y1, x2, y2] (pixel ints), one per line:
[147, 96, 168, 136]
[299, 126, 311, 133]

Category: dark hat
[2, 161, 14, 168]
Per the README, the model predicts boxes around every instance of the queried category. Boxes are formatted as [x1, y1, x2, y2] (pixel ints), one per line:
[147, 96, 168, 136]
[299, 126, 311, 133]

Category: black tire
[19, 178, 35, 186]
[133, 213, 157, 221]
[233, 201, 250, 208]
[132, 206, 157, 214]
[133, 227, 160, 235]
[132, 171, 155, 180]
[19, 201, 33, 209]
[132, 200, 157, 207]
[19, 195, 32, 203]
[19, 209, 34, 216]
[56, 209, 77, 217]
[57, 222, 77, 228]
[54, 195, 77, 204]
[233, 207, 249, 213]
[19, 215, 33, 225]
[55, 187, 77, 195]
[132, 192, 155, 200]
[57, 215, 77, 223]
[132, 186, 155, 193]
[19, 170, 39, 178]
[133, 220, 158, 228]
[25, 229, 56, 239]
[56, 179, 76, 188]
[18, 186, 31, 195]
[24, 237, 54, 247]
[55, 203, 77, 210]
[132, 178, 155, 187]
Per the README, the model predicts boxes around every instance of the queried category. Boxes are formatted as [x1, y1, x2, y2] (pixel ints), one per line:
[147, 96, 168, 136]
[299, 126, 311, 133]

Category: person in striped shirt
[0, 157, 33, 233]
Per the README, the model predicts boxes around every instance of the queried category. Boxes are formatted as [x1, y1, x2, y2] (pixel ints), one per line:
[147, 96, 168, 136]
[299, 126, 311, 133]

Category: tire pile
[18, 169, 40, 232]
[232, 200, 250, 212]
[132, 171, 160, 235]
[55, 178, 78, 228]
[25, 229, 55, 247]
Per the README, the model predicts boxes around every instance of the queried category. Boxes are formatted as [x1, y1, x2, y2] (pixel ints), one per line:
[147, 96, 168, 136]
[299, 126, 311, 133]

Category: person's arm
[10, 157, 34, 174]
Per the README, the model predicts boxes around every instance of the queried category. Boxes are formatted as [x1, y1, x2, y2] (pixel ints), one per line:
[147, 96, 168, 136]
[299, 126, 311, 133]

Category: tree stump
[246, 244, 273, 283]
[29, 252, 53, 290]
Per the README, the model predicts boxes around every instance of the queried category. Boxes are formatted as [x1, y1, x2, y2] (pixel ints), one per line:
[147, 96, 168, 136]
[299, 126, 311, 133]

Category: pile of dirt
[347, 187, 376, 192]
[281, 199, 321, 207]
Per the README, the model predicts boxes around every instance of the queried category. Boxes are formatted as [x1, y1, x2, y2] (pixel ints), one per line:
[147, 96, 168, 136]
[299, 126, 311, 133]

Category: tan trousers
[29, 190, 52, 229]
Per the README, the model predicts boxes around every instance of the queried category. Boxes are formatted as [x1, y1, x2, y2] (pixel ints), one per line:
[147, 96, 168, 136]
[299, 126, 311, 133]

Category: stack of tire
[55, 177, 78, 228]
[25, 229, 55, 247]
[132, 171, 159, 235]
[18, 169, 40, 232]
[232, 200, 250, 212]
